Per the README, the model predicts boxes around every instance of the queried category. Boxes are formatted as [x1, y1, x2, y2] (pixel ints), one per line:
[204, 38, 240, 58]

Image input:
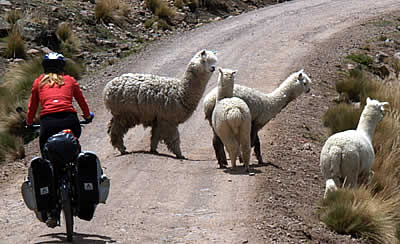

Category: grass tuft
[95, 0, 129, 26]
[6, 9, 22, 26]
[145, 0, 176, 23]
[320, 187, 400, 243]
[322, 103, 362, 135]
[6, 28, 25, 58]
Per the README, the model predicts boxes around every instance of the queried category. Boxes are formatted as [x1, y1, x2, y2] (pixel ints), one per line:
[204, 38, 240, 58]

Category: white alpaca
[103, 50, 217, 158]
[212, 68, 252, 171]
[320, 97, 388, 198]
[203, 69, 312, 168]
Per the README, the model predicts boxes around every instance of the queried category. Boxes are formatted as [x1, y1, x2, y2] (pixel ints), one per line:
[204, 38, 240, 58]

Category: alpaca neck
[265, 77, 298, 114]
[216, 81, 233, 102]
[356, 114, 379, 142]
[182, 69, 212, 112]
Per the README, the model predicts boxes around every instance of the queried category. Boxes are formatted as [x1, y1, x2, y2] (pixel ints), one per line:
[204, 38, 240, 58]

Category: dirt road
[1, 0, 400, 243]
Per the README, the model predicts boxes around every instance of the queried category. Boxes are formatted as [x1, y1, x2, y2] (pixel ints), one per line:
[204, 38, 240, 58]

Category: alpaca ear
[218, 68, 223, 74]
[366, 97, 371, 104]
[298, 73, 303, 80]
[201, 50, 207, 58]
[381, 102, 389, 106]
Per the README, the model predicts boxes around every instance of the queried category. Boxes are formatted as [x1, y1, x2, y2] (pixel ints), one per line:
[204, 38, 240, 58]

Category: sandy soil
[1, 0, 400, 243]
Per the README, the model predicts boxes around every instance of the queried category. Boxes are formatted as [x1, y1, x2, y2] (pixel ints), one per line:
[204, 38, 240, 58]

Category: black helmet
[42, 52, 66, 73]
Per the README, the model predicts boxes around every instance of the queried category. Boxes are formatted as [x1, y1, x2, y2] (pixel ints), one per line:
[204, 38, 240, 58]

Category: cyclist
[25, 52, 93, 227]
[26, 52, 93, 157]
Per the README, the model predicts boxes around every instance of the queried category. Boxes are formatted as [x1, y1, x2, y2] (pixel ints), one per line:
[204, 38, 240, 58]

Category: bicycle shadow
[36, 232, 116, 243]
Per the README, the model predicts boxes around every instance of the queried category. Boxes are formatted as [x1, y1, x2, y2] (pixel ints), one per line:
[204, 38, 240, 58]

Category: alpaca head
[363, 97, 389, 122]
[187, 49, 217, 75]
[295, 69, 312, 94]
[216, 68, 237, 100]
[281, 69, 312, 100]
[324, 179, 338, 199]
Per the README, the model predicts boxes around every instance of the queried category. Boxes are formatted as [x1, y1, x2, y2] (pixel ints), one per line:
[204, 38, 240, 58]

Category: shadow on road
[222, 161, 282, 175]
[36, 232, 116, 244]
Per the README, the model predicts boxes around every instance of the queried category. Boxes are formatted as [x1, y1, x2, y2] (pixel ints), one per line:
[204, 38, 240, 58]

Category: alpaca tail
[225, 106, 249, 135]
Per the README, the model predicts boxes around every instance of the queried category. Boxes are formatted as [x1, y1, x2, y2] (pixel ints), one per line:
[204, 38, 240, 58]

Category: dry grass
[320, 186, 400, 243]
[95, 0, 129, 26]
[145, 0, 176, 24]
[57, 22, 81, 59]
[322, 103, 361, 135]
[5, 9, 22, 26]
[6, 28, 25, 58]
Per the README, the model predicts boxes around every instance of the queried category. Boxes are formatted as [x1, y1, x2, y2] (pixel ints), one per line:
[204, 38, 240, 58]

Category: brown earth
[1, 0, 400, 243]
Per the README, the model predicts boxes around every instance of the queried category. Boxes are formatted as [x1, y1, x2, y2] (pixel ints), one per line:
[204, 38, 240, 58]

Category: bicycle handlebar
[28, 119, 92, 129]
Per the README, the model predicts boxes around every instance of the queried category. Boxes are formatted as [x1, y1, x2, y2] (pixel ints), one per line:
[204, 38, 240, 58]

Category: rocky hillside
[0, 0, 284, 81]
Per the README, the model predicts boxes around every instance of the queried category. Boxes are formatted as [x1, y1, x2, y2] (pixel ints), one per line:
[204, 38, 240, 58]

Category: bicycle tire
[61, 184, 74, 242]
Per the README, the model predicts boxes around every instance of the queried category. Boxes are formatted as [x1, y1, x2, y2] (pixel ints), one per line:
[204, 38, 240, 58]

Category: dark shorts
[39, 112, 81, 157]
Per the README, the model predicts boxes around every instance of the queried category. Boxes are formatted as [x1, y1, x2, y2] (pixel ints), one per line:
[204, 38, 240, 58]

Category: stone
[0, 0, 11, 6]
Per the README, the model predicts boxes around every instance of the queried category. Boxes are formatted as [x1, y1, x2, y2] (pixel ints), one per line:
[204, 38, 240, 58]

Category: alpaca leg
[230, 144, 239, 169]
[240, 135, 251, 172]
[212, 133, 228, 168]
[160, 121, 184, 159]
[150, 119, 160, 154]
[224, 139, 239, 169]
[251, 123, 263, 164]
[107, 117, 129, 154]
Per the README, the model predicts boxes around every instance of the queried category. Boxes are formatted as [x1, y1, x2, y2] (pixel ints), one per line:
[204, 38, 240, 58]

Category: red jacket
[27, 74, 90, 125]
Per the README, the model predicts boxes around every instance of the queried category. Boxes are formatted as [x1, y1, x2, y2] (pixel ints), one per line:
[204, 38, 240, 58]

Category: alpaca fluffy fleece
[103, 49, 217, 158]
[320, 97, 388, 198]
[212, 68, 251, 171]
[203, 69, 312, 167]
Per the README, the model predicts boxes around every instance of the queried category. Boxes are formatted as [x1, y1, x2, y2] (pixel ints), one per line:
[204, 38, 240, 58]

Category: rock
[0, 16, 9, 38]
[370, 64, 390, 79]
[376, 51, 389, 63]
[302, 143, 313, 151]
[26, 49, 40, 55]
[394, 52, 400, 61]
[41, 47, 53, 54]
[0, 0, 11, 7]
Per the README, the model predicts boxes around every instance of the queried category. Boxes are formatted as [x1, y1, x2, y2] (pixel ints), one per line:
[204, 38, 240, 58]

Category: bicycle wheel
[61, 184, 74, 242]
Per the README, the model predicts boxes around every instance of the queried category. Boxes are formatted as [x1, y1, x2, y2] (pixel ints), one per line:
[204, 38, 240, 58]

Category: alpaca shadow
[222, 160, 282, 175]
[222, 166, 263, 175]
[255, 161, 282, 169]
[122, 150, 186, 160]
[36, 232, 116, 243]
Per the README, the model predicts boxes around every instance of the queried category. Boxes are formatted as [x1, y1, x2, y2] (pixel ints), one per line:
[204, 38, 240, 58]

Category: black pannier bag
[43, 130, 81, 167]
[75, 151, 101, 221]
[28, 157, 56, 212]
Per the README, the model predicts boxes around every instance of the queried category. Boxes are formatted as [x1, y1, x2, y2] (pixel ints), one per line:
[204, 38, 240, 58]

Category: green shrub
[346, 53, 374, 66]
[322, 103, 362, 135]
